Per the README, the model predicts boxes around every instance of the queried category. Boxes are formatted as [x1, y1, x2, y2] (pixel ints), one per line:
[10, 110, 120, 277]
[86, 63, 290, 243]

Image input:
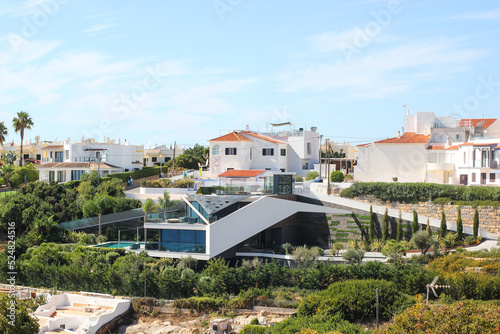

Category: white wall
[354, 143, 428, 182]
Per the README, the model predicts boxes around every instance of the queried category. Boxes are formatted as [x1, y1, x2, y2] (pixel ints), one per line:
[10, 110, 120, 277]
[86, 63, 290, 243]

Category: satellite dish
[35, 135, 40, 142]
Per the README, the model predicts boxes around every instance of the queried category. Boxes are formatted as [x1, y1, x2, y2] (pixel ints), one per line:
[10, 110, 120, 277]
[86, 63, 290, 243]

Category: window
[65, 150, 69, 160]
[225, 148, 237, 155]
[456, 134, 460, 140]
[55, 151, 63, 162]
[302, 162, 309, 170]
[49, 171, 55, 181]
[23, 154, 29, 159]
[280, 168, 285, 172]
[490, 173, 496, 182]
[306, 142, 312, 155]
[212, 145, 220, 156]
[265, 168, 271, 170]
[281, 149, 286, 156]
[57, 171, 64, 182]
[165, 157, 171, 162]
[226, 168, 234, 171]
[463, 152, 466, 164]
[472, 173, 476, 182]
[262, 148, 274, 156]
[36, 154, 41, 160]
[428, 153, 437, 163]
[71, 170, 84, 180]
[152, 157, 157, 162]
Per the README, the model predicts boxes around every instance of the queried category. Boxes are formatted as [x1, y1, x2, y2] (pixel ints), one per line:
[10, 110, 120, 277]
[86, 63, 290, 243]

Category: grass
[356, 215, 372, 220]
[335, 233, 349, 238]
[329, 221, 340, 226]
[336, 229, 356, 233]
[0, 190, 16, 198]
[331, 238, 350, 243]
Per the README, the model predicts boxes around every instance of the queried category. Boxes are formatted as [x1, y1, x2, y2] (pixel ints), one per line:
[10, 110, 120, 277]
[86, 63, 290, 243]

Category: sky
[1, 0, 500, 148]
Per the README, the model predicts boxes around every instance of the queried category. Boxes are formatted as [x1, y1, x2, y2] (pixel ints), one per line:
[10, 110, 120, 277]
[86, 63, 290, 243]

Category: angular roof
[241, 131, 286, 144]
[219, 170, 265, 178]
[459, 118, 497, 129]
[209, 132, 252, 142]
[374, 132, 430, 144]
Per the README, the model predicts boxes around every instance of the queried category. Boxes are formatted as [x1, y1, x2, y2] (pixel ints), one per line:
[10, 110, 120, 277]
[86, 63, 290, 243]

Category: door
[459, 174, 468, 185]
[481, 173, 487, 185]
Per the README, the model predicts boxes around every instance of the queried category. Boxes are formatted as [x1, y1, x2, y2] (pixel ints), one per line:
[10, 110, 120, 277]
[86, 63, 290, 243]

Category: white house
[144, 143, 185, 167]
[208, 126, 320, 178]
[355, 111, 500, 185]
[37, 138, 143, 182]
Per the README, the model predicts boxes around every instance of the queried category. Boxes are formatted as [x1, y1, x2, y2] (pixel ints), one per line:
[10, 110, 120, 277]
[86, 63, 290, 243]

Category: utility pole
[375, 288, 379, 329]
[172, 141, 176, 177]
[319, 135, 323, 178]
[327, 138, 331, 195]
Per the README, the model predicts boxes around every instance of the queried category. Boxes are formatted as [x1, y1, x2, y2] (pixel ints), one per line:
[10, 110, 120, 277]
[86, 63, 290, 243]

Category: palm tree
[83, 195, 112, 236]
[157, 191, 172, 220]
[12, 111, 34, 167]
[142, 198, 159, 223]
[0, 121, 8, 148]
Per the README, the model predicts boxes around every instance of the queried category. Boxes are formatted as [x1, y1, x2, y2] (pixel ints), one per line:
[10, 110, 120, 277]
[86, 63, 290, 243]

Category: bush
[330, 171, 344, 183]
[298, 279, 414, 322]
[305, 171, 319, 181]
[240, 324, 266, 334]
[267, 314, 366, 334]
[342, 247, 364, 265]
[375, 300, 500, 334]
[172, 297, 226, 313]
[411, 231, 433, 255]
[295, 175, 304, 182]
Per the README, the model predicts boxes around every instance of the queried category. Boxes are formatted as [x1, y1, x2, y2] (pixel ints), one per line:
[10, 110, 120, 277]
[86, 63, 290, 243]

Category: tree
[142, 198, 159, 223]
[426, 219, 431, 237]
[0, 294, 39, 334]
[412, 210, 419, 234]
[396, 212, 403, 242]
[0, 121, 8, 147]
[473, 208, 479, 239]
[330, 170, 344, 183]
[157, 191, 173, 220]
[305, 171, 319, 181]
[292, 246, 320, 267]
[342, 247, 365, 265]
[381, 240, 406, 264]
[411, 230, 433, 255]
[369, 205, 375, 242]
[439, 210, 447, 239]
[12, 111, 34, 167]
[382, 209, 389, 242]
[456, 206, 463, 241]
[83, 194, 112, 235]
[332, 242, 344, 256]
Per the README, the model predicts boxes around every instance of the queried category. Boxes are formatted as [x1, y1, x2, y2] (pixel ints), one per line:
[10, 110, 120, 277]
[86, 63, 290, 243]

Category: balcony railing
[41, 158, 63, 163]
[74, 157, 100, 162]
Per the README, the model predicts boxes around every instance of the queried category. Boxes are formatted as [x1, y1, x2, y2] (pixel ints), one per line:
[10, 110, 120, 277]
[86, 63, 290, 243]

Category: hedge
[103, 167, 163, 182]
[340, 182, 500, 203]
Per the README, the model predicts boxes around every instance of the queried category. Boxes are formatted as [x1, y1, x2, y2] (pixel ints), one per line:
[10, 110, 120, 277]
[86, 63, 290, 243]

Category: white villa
[143, 143, 185, 167]
[208, 124, 320, 179]
[355, 111, 500, 185]
[37, 137, 144, 182]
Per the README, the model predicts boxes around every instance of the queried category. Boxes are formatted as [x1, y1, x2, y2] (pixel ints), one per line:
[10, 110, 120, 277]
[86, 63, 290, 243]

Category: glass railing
[145, 242, 206, 253]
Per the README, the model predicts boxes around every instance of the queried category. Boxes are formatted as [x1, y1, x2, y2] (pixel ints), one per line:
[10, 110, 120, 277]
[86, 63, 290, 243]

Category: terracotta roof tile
[446, 145, 460, 150]
[37, 162, 122, 169]
[459, 118, 497, 129]
[209, 132, 252, 142]
[374, 132, 430, 144]
[219, 170, 265, 178]
[428, 146, 445, 150]
[240, 131, 286, 144]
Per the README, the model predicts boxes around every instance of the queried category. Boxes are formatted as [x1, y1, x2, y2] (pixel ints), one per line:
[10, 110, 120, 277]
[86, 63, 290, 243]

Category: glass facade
[160, 229, 206, 253]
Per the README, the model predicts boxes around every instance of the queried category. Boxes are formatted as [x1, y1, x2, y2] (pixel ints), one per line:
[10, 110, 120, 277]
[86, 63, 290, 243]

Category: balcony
[74, 157, 100, 162]
[41, 158, 63, 163]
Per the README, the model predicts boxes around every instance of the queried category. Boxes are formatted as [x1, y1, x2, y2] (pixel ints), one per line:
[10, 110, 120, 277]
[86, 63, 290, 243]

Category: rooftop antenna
[403, 105, 407, 132]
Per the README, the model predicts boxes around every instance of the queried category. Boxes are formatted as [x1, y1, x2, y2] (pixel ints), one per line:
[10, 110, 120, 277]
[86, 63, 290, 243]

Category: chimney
[397, 131, 401, 139]
[246, 124, 249, 131]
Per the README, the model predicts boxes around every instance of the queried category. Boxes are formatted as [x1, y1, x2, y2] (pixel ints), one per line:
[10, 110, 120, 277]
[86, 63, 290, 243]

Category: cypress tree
[382, 209, 389, 242]
[396, 212, 403, 242]
[369, 205, 375, 242]
[412, 210, 419, 234]
[473, 208, 479, 239]
[426, 218, 431, 237]
[439, 210, 447, 239]
[456, 206, 463, 241]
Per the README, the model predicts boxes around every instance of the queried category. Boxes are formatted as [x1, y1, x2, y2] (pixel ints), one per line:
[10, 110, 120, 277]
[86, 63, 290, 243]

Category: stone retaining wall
[355, 196, 500, 235]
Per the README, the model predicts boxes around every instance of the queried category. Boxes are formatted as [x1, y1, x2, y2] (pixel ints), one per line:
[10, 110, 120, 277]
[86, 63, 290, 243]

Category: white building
[37, 138, 143, 182]
[355, 111, 500, 185]
[143, 143, 185, 167]
[208, 126, 320, 178]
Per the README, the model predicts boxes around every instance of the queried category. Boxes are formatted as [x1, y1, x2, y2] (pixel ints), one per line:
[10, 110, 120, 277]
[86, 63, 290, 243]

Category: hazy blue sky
[1, 0, 499, 148]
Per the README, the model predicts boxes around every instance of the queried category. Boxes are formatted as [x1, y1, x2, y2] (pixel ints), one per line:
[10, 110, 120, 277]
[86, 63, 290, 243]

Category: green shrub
[172, 297, 226, 313]
[240, 324, 266, 334]
[267, 314, 366, 334]
[305, 171, 319, 181]
[330, 170, 345, 183]
[298, 279, 414, 322]
[295, 175, 304, 182]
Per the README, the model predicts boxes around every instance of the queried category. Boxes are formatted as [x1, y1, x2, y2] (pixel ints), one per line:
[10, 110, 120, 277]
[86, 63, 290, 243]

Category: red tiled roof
[494, 146, 500, 150]
[219, 170, 265, 178]
[374, 132, 430, 144]
[37, 162, 122, 169]
[240, 131, 286, 144]
[459, 142, 498, 147]
[428, 146, 445, 150]
[446, 145, 459, 150]
[209, 132, 251, 142]
[459, 118, 497, 129]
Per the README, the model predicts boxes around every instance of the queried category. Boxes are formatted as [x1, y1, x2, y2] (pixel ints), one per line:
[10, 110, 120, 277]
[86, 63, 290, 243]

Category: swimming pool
[93, 241, 143, 249]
